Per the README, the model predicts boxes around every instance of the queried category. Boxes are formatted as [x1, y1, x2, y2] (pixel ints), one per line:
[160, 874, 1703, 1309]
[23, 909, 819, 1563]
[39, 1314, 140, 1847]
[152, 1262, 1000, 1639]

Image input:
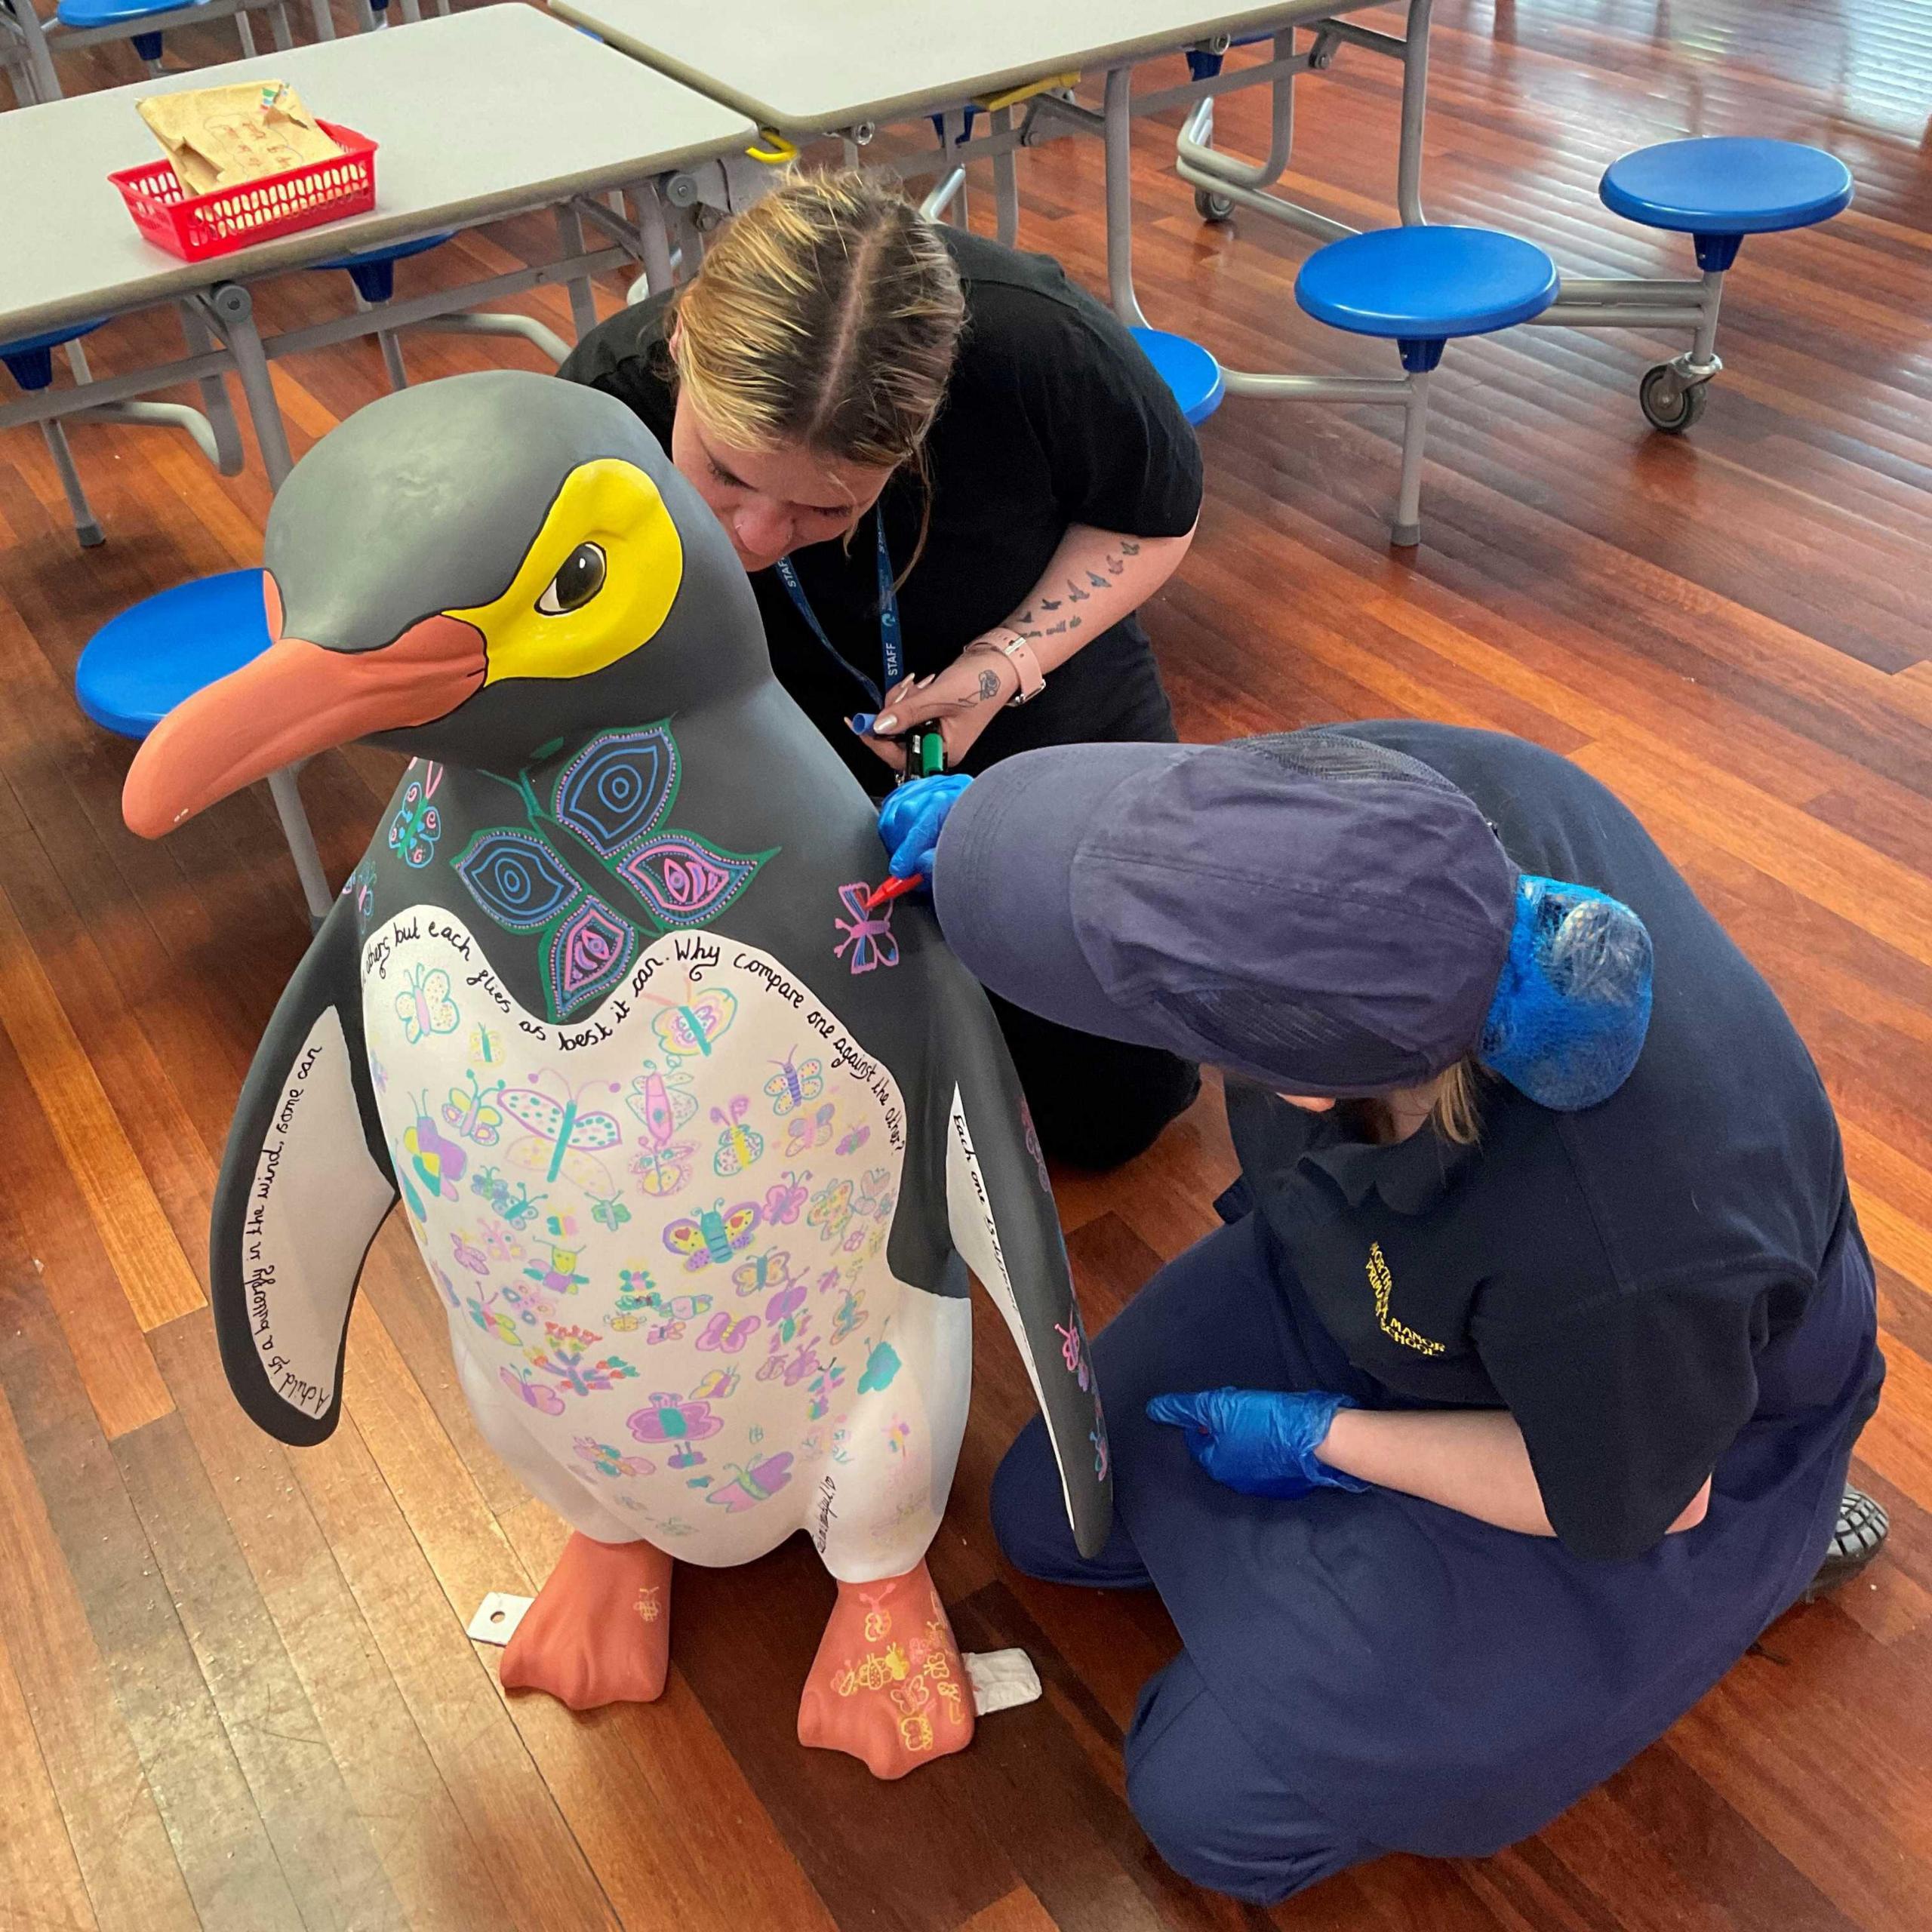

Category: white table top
[1, 6, 756, 341]
[545, 0, 1380, 134]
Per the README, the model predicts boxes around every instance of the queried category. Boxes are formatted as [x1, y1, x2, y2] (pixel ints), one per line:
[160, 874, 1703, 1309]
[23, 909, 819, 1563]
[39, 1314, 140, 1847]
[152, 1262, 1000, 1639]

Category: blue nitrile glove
[875, 773, 973, 883]
[1146, 1388, 1371, 1500]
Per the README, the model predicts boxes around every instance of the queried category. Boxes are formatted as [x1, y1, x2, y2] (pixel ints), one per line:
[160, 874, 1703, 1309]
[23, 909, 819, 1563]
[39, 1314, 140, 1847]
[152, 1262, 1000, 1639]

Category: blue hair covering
[1477, 874, 1654, 1111]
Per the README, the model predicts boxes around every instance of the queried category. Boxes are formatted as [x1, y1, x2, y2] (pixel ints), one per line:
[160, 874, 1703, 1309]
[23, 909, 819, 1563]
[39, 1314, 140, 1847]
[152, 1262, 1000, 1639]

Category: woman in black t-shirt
[880, 724, 1887, 1904]
[561, 171, 1204, 1168]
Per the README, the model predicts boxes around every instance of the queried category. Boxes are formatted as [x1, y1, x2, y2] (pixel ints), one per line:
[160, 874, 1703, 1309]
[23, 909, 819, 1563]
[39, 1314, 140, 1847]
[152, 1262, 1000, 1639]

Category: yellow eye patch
[449, 460, 684, 685]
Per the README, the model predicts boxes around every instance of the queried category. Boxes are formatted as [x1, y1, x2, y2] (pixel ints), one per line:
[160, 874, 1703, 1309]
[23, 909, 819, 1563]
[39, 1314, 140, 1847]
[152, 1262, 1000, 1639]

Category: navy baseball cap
[934, 731, 1652, 1110]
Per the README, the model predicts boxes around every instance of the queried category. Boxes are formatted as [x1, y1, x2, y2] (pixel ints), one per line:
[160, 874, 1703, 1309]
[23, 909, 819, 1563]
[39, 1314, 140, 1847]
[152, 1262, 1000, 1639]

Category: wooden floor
[5, 2, 1931, 1927]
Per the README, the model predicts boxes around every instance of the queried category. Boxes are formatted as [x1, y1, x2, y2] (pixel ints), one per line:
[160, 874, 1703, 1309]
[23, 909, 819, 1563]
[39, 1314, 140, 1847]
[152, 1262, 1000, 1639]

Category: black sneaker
[1805, 1486, 1889, 1601]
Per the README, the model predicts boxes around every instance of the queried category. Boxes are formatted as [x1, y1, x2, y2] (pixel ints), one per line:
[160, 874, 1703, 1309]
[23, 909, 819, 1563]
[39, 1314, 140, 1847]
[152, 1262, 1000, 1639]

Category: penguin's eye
[536, 542, 608, 615]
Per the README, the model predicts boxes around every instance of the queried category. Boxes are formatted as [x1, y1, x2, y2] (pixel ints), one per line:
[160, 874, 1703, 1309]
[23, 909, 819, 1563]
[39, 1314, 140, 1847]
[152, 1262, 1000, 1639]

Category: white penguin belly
[361, 909, 968, 1579]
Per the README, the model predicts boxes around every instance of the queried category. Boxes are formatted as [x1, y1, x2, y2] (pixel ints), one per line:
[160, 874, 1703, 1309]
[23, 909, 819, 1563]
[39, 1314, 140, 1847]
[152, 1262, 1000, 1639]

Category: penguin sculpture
[124, 370, 1110, 1780]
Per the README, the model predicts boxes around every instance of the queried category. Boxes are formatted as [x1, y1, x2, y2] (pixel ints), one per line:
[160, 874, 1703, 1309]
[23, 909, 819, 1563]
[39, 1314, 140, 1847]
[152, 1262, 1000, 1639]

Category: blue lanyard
[772, 514, 901, 709]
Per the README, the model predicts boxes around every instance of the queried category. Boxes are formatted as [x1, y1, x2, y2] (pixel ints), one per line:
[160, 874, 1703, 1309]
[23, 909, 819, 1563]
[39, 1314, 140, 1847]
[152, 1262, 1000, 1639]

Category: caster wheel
[1193, 186, 1235, 223]
[1640, 363, 1709, 434]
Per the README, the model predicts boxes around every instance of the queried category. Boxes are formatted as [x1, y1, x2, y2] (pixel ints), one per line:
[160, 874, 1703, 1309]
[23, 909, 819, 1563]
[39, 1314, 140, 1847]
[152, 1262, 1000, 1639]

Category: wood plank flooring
[2, 1, 1929, 1924]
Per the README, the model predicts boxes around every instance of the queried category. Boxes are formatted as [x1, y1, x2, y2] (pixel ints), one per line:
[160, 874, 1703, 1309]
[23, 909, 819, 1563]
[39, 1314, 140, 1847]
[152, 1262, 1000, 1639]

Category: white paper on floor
[964, 1647, 1042, 1717]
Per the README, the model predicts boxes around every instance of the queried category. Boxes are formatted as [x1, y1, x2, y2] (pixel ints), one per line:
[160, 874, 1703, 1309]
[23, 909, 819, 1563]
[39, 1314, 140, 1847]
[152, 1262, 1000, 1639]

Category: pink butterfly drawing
[835, 1123, 870, 1157]
[500, 1364, 566, 1415]
[705, 1451, 794, 1512]
[786, 1103, 835, 1157]
[761, 1171, 811, 1225]
[834, 882, 899, 974]
[450, 1230, 490, 1275]
[764, 1282, 810, 1346]
[696, 1311, 759, 1354]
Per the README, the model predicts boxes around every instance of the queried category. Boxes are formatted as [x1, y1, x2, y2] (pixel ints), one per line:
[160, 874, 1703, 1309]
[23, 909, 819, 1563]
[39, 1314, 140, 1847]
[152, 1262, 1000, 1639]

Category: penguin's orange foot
[500, 1533, 672, 1711]
[796, 1561, 975, 1779]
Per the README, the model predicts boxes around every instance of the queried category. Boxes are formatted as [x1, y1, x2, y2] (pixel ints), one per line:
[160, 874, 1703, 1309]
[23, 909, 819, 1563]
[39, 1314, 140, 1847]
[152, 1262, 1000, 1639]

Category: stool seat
[2, 318, 106, 391]
[75, 570, 270, 740]
[57, 0, 208, 25]
[1296, 225, 1559, 343]
[312, 231, 456, 275]
[1601, 137, 1853, 238]
[1131, 326, 1225, 426]
[312, 230, 457, 305]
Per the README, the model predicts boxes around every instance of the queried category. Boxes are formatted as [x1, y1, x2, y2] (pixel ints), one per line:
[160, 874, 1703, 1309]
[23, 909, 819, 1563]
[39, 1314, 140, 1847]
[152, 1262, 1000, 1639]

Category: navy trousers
[992, 1212, 1879, 1904]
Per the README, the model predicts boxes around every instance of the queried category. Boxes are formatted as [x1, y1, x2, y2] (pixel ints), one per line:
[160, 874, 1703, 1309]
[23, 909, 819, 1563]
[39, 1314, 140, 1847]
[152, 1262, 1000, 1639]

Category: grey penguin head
[125, 369, 768, 838]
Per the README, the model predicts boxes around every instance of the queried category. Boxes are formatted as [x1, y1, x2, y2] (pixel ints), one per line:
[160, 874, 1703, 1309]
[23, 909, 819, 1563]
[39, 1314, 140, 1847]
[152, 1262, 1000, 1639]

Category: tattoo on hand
[1088, 571, 1109, 588]
[1039, 597, 1061, 611]
[1066, 580, 1090, 603]
[1044, 616, 1081, 636]
[976, 669, 1001, 701]
[1121, 539, 1141, 555]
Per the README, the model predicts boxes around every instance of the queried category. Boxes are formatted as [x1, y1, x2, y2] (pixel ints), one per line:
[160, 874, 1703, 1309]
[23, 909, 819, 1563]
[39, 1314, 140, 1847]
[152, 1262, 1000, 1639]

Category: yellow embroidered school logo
[1366, 1242, 1445, 1356]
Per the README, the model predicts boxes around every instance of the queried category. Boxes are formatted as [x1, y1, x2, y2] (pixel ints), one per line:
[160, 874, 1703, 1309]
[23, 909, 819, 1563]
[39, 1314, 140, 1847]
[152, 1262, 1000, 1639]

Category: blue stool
[5, 321, 109, 546]
[53, 0, 285, 82]
[306, 231, 572, 388]
[1295, 224, 1558, 545]
[1598, 137, 1853, 430]
[1131, 326, 1226, 426]
[76, 571, 333, 924]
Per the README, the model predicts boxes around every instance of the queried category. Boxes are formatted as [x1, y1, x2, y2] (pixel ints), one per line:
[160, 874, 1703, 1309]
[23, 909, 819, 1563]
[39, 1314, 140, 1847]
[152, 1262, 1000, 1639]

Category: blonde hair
[667, 171, 965, 473]
[1424, 1057, 1486, 1146]
[1353, 1057, 1487, 1149]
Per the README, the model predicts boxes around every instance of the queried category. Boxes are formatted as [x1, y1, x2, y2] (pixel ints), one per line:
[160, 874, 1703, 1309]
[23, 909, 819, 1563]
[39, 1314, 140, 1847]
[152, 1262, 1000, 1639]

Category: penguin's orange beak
[122, 576, 487, 839]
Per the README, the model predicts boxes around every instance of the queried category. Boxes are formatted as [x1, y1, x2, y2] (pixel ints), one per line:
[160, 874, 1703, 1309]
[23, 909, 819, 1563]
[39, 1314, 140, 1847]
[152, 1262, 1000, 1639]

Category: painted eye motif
[537, 542, 608, 614]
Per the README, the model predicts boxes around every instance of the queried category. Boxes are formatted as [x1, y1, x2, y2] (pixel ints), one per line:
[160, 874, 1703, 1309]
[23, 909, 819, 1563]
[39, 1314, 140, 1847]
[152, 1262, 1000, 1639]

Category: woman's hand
[851, 639, 1019, 774]
[876, 774, 972, 884]
[1146, 1388, 1371, 1500]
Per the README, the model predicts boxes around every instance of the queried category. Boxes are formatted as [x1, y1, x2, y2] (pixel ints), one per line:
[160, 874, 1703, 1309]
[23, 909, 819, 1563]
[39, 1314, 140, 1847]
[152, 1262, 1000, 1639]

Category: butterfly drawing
[786, 1103, 836, 1158]
[830, 1290, 867, 1344]
[764, 1050, 825, 1116]
[387, 777, 441, 868]
[774, 1342, 822, 1388]
[764, 1282, 810, 1347]
[466, 1291, 521, 1346]
[761, 1171, 810, 1226]
[1054, 1306, 1091, 1390]
[404, 1094, 466, 1201]
[833, 882, 899, 975]
[450, 1229, 489, 1275]
[695, 1312, 759, 1354]
[574, 1436, 654, 1481]
[442, 1070, 506, 1147]
[706, 1452, 794, 1512]
[500, 1069, 623, 1186]
[858, 1332, 902, 1394]
[471, 1167, 545, 1229]
[470, 1023, 504, 1066]
[644, 1319, 686, 1346]
[710, 1096, 764, 1177]
[732, 1249, 797, 1301]
[808, 1179, 855, 1244]
[641, 972, 739, 1060]
[835, 1123, 870, 1158]
[499, 1364, 566, 1415]
[690, 1366, 740, 1402]
[663, 1198, 762, 1273]
[589, 1189, 632, 1233]
[642, 1289, 712, 1323]
[395, 964, 460, 1044]
[626, 1063, 697, 1135]
[478, 1219, 524, 1266]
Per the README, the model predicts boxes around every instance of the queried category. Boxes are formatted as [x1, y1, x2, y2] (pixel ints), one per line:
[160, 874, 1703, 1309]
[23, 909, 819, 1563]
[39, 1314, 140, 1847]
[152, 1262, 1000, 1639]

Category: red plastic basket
[109, 121, 377, 263]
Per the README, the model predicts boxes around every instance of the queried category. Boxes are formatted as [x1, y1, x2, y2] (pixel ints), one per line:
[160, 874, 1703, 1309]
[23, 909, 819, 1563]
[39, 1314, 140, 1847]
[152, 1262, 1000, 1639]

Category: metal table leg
[205, 282, 294, 491]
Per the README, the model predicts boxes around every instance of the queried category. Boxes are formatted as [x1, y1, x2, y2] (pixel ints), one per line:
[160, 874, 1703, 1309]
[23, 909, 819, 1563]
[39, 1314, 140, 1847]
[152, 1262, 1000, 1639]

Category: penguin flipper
[211, 894, 396, 1446]
[934, 964, 1113, 1558]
